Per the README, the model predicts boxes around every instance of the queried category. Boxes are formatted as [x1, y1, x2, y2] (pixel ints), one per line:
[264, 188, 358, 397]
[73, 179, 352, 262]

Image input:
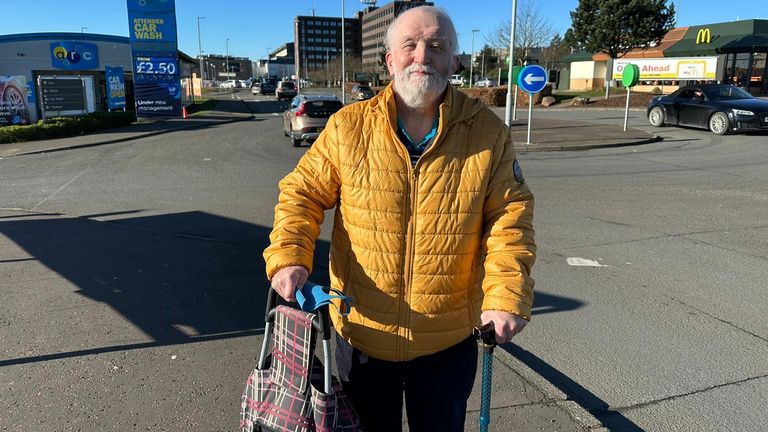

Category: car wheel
[3, 85, 27, 116]
[648, 106, 665, 127]
[708, 112, 730, 135]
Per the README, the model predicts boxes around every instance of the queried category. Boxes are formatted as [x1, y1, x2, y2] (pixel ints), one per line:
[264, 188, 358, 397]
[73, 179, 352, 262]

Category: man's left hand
[480, 310, 528, 345]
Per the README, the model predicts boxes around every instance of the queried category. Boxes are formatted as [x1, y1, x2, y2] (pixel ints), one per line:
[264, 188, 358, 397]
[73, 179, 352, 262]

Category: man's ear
[385, 51, 395, 75]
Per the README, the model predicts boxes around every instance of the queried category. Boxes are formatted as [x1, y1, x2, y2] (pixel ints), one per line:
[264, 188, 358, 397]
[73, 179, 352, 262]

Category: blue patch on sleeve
[513, 159, 524, 183]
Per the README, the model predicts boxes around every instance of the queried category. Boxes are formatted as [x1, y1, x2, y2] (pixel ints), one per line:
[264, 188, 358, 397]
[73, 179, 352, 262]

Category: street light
[80, 27, 87, 34]
[504, 0, 519, 125]
[341, 0, 346, 104]
[225, 38, 230, 82]
[470, 29, 479, 88]
[197, 17, 206, 80]
[265, 47, 271, 79]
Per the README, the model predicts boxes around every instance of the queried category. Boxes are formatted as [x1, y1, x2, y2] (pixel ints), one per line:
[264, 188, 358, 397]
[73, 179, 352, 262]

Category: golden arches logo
[53, 46, 69, 61]
[696, 28, 711, 44]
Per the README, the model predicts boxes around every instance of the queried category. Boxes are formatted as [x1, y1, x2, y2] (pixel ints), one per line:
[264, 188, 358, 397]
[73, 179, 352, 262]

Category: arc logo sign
[50, 42, 99, 70]
[696, 28, 712, 44]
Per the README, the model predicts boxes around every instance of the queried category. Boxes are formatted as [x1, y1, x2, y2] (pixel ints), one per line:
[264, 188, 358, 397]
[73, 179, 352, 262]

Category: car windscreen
[357, 86, 372, 91]
[304, 100, 343, 117]
[281, 82, 296, 89]
[703, 86, 753, 100]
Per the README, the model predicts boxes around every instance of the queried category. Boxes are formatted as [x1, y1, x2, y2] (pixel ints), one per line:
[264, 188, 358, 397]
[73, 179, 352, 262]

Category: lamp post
[265, 48, 271, 79]
[341, 0, 346, 104]
[225, 38, 230, 82]
[197, 17, 205, 80]
[80, 27, 87, 34]
[470, 29, 479, 88]
[504, 0, 518, 125]
[481, 50, 486, 81]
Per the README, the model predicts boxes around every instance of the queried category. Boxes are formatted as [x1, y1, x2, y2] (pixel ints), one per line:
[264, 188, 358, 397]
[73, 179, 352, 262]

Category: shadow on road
[531, 291, 585, 316]
[504, 343, 644, 431]
[0, 210, 330, 367]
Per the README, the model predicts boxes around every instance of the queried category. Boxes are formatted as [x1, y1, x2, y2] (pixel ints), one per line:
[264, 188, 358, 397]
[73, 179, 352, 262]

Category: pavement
[0, 93, 636, 432]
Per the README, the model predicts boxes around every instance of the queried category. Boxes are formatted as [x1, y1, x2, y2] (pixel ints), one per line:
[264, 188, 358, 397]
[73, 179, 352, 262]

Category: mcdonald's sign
[696, 28, 712, 44]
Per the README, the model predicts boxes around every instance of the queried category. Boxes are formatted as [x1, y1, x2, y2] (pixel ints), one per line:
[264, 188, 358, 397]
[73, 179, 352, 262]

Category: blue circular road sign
[517, 65, 548, 93]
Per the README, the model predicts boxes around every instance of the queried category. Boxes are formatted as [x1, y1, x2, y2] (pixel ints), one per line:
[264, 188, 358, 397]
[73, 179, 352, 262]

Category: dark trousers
[336, 335, 478, 432]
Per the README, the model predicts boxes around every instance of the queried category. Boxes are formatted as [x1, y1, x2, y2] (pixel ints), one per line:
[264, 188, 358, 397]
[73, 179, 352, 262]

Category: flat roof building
[564, 19, 768, 95]
[294, 15, 361, 84]
[360, 1, 433, 80]
[0, 32, 195, 124]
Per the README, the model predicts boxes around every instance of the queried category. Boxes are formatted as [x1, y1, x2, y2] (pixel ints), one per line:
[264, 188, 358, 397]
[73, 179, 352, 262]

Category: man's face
[386, 9, 457, 108]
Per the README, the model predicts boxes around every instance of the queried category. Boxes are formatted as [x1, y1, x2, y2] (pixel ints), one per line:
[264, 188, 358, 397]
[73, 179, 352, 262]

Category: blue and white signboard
[50, 41, 99, 70]
[127, 0, 181, 117]
[105, 66, 126, 110]
[518, 65, 548, 94]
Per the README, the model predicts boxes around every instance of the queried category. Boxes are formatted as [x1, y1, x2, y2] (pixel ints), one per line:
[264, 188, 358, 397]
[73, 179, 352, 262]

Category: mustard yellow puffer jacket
[264, 83, 535, 362]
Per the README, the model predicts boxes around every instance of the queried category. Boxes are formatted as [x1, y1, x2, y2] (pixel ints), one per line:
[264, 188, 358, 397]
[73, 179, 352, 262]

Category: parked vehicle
[251, 80, 276, 96]
[647, 84, 768, 135]
[350, 84, 375, 101]
[220, 80, 240, 89]
[474, 78, 498, 88]
[450, 74, 466, 86]
[275, 81, 297, 101]
[283, 94, 344, 147]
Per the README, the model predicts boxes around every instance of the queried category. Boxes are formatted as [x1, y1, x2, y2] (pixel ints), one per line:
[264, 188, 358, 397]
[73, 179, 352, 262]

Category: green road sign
[622, 64, 640, 88]
[512, 65, 523, 86]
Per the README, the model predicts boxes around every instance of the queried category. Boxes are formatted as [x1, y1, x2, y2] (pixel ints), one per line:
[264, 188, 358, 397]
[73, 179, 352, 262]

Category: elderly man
[264, 6, 535, 431]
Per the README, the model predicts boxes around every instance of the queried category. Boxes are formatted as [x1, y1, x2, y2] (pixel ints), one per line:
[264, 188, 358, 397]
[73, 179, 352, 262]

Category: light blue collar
[397, 115, 439, 150]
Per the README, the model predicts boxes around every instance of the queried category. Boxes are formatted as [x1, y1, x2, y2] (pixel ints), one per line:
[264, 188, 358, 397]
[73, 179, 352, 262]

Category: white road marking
[567, 257, 608, 267]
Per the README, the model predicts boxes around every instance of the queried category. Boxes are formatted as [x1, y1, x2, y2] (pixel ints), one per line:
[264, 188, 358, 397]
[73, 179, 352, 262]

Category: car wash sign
[127, 0, 181, 117]
[51, 41, 100, 70]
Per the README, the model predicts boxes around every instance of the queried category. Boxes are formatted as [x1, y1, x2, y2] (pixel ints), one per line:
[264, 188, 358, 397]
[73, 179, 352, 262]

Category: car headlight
[733, 109, 754, 116]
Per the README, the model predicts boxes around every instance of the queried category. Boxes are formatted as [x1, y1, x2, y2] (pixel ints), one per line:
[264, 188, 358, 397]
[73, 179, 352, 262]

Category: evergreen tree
[569, 0, 676, 59]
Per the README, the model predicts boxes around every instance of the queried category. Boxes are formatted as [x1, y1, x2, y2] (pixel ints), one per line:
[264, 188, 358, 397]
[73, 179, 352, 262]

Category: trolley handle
[265, 283, 332, 341]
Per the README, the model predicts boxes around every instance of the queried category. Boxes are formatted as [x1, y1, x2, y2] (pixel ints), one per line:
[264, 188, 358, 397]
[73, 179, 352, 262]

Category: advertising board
[613, 57, 719, 81]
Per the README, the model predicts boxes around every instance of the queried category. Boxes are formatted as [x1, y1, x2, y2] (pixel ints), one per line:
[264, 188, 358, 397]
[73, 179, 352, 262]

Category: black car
[647, 84, 768, 135]
[251, 80, 276, 96]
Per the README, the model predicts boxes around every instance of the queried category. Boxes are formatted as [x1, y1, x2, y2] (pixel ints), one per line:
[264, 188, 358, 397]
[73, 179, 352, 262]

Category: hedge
[0, 110, 136, 144]
[462, 83, 554, 107]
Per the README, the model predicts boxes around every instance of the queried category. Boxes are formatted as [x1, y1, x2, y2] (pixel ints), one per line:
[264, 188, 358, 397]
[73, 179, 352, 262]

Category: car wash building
[0, 32, 196, 126]
[564, 19, 768, 95]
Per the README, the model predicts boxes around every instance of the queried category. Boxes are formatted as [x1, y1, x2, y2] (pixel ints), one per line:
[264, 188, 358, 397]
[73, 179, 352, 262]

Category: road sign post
[511, 65, 523, 122]
[621, 64, 640, 131]
[517, 65, 548, 145]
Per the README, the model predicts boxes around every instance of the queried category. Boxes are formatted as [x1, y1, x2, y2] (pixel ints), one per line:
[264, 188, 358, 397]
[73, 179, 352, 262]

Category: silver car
[283, 94, 344, 147]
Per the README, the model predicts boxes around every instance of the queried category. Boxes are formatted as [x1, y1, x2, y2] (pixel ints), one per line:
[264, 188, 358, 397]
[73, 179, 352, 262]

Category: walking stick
[474, 322, 497, 432]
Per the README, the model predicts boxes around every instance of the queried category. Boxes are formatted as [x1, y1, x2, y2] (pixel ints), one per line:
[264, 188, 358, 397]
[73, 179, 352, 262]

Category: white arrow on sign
[523, 73, 546, 86]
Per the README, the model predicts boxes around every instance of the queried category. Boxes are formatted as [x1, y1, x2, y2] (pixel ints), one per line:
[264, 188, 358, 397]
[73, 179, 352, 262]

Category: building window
[752, 53, 766, 93]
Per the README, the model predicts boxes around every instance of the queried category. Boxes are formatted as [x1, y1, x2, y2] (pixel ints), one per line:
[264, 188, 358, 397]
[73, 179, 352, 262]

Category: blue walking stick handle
[474, 322, 496, 432]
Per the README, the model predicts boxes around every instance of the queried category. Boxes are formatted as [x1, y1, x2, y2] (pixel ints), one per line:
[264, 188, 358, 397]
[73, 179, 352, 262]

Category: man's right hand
[270, 266, 309, 302]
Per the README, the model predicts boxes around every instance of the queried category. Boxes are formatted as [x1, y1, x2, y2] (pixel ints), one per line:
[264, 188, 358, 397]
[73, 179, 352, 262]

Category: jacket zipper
[395, 107, 447, 361]
[399, 169, 419, 360]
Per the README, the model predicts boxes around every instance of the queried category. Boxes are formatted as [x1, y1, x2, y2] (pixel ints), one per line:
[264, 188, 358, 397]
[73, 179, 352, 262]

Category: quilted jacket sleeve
[263, 114, 342, 280]
[481, 125, 536, 320]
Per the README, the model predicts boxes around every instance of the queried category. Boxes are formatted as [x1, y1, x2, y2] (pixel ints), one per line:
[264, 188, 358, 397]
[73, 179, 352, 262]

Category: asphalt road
[1, 93, 767, 431]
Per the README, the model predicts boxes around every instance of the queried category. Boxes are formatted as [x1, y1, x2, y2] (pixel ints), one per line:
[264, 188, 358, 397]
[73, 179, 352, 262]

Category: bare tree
[486, 0, 555, 65]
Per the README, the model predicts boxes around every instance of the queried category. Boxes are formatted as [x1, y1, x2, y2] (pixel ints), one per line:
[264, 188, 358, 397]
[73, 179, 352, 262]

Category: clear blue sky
[3, 0, 767, 62]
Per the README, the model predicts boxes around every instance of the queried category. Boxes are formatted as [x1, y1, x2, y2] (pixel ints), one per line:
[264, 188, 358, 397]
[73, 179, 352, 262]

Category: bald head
[384, 6, 458, 55]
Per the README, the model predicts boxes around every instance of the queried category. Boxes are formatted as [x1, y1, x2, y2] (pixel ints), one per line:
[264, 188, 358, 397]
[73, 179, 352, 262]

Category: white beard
[393, 64, 449, 109]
